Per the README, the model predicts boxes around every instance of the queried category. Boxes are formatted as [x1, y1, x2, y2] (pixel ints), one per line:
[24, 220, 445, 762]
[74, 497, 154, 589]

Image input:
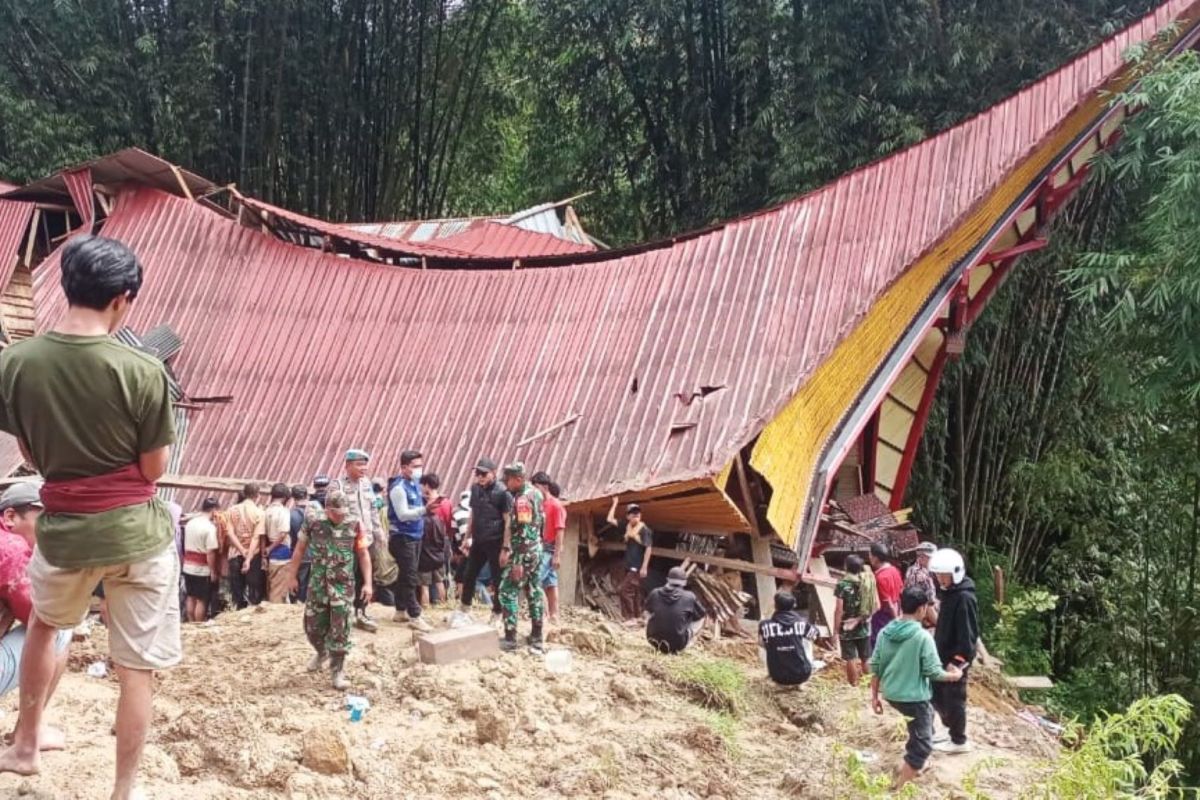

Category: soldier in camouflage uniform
[286, 490, 374, 689]
[498, 462, 546, 653]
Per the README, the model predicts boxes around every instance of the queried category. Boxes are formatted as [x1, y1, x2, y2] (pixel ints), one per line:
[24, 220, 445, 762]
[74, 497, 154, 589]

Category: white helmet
[928, 548, 966, 585]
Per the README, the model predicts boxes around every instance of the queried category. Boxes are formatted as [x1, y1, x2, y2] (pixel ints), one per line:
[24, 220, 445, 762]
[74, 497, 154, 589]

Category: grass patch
[706, 711, 740, 757]
[663, 655, 749, 715]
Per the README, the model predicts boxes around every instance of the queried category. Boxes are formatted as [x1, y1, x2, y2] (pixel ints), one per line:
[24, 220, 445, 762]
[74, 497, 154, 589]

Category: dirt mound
[0, 604, 1057, 798]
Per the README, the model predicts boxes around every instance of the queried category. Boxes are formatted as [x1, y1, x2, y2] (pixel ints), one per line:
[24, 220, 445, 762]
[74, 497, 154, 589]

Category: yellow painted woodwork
[1070, 136, 1100, 173]
[880, 396, 916, 445]
[875, 440, 903, 486]
[913, 327, 944, 371]
[748, 18, 1198, 548]
[991, 225, 1021, 253]
[1015, 207, 1039, 237]
[890, 362, 927, 411]
[968, 262, 994, 298]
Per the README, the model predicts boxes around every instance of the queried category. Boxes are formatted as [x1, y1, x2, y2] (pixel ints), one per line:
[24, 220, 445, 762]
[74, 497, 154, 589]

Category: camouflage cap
[502, 462, 526, 478]
[325, 490, 351, 510]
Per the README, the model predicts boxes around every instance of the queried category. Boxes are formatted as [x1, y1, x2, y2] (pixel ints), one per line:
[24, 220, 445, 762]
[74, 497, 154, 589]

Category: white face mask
[410, 468, 424, 482]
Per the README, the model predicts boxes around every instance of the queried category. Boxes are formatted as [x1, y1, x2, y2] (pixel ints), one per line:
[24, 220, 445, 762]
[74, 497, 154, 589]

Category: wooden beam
[515, 411, 581, 449]
[732, 453, 761, 537]
[1006, 676, 1054, 690]
[805, 555, 838, 629]
[559, 516, 581, 607]
[23, 209, 40, 268]
[0, 473, 266, 494]
[981, 237, 1048, 264]
[750, 534, 777, 616]
[890, 343, 949, 509]
[169, 164, 195, 201]
[593, 540, 799, 581]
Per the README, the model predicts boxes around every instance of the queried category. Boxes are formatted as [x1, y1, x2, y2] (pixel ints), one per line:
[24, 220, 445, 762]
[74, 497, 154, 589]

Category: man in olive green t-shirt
[0, 235, 180, 800]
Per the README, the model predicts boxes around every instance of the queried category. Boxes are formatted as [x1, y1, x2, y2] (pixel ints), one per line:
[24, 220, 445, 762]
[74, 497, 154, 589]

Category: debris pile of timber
[817, 493, 920, 557]
[683, 563, 750, 633]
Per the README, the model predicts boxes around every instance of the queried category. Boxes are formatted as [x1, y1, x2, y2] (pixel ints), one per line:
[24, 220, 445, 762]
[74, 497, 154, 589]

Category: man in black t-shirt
[607, 498, 653, 624]
[645, 567, 706, 653]
[759, 591, 820, 686]
[459, 458, 512, 624]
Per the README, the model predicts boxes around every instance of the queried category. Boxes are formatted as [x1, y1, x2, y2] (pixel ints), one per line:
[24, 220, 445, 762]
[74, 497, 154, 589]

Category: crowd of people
[0, 234, 984, 795]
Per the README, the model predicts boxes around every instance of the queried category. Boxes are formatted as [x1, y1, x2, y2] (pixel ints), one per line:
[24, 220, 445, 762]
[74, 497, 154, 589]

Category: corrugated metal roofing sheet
[0, 197, 34, 308]
[347, 217, 489, 241]
[2, 0, 1196, 514]
[435, 220, 595, 257]
[1, 148, 213, 205]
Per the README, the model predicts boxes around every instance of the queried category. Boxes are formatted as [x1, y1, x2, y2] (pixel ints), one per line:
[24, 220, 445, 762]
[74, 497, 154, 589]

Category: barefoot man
[0, 235, 182, 799]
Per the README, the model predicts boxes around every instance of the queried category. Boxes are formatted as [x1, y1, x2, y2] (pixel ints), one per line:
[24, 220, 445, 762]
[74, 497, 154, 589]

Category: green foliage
[665, 655, 748, 715]
[1027, 695, 1191, 799]
[829, 744, 918, 800]
[703, 710, 740, 759]
[992, 588, 1059, 676]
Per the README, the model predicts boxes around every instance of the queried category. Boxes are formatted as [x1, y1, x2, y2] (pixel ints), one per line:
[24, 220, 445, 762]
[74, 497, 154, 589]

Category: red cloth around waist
[183, 550, 209, 567]
[40, 463, 157, 514]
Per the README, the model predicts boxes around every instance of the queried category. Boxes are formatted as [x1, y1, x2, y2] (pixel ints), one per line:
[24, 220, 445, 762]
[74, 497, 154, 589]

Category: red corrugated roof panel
[1, 0, 1196, 503]
[435, 220, 595, 258]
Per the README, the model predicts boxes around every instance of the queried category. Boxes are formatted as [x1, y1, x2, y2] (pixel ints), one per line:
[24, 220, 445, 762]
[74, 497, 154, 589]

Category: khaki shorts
[28, 544, 182, 671]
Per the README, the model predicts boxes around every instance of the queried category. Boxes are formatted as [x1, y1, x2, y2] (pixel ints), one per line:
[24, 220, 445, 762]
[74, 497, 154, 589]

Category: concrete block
[416, 624, 500, 665]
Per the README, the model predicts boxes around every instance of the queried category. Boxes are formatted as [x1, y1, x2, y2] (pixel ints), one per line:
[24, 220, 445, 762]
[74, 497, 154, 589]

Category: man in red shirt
[870, 543, 904, 648]
[532, 472, 567, 623]
[0, 484, 72, 742]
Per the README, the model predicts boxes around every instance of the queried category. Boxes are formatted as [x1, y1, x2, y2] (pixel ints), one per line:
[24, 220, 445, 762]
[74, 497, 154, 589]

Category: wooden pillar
[750, 535, 777, 618]
[560, 515, 582, 607]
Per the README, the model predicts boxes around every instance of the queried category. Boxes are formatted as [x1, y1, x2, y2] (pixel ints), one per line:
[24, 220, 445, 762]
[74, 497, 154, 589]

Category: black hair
[845, 554, 864, 574]
[419, 472, 441, 490]
[401, 449, 423, 466]
[900, 586, 931, 615]
[531, 471, 552, 485]
[8, 503, 40, 517]
[371, 481, 385, 494]
[290, 485, 308, 501]
[773, 591, 796, 612]
[870, 542, 891, 562]
[548, 481, 562, 498]
[59, 235, 144, 311]
[241, 482, 262, 501]
[201, 498, 220, 512]
[270, 482, 289, 501]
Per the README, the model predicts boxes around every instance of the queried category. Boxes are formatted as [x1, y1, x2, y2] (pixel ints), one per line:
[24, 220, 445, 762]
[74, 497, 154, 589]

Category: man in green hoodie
[869, 586, 963, 789]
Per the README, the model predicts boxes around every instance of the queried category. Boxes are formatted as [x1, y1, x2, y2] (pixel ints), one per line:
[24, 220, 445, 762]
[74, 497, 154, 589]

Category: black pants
[296, 561, 312, 603]
[229, 555, 264, 609]
[388, 536, 423, 619]
[461, 538, 502, 614]
[888, 699, 934, 770]
[354, 560, 366, 614]
[931, 666, 970, 744]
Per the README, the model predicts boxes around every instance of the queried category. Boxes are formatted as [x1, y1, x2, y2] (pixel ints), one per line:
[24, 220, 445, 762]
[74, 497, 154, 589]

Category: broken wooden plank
[1006, 676, 1054, 690]
[806, 555, 838, 630]
[750, 534, 776, 616]
[593, 540, 798, 581]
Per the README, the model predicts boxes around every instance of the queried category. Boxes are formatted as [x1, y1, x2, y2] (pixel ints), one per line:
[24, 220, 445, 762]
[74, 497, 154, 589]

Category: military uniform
[330, 469, 382, 621]
[301, 511, 368, 656]
[499, 483, 546, 632]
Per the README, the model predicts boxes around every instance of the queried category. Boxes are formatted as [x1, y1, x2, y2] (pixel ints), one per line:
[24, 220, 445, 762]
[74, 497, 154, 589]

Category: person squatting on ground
[181, 498, 221, 622]
[608, 497, 653, 624]
[286, 491, 373, 690]
[929, 548, 979, 754]
[644, 566, 706, 654]
[870, 586, 963, 789]
[460, 458, 511, 624]
[386, 450, 431, 632]
[498, 463, 545, 653]
[330, 450, 382, 633]
[0, 235, 182, 800]
[758, 591, 820, 686]
[226, 483, 265, 609]
[0, 483, 73, 727]
[531, 472, 566, 623]
[833, 554, 875, 686]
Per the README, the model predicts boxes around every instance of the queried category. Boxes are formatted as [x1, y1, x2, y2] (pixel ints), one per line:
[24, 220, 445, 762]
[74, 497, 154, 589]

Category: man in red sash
[0, 235, 180, 800]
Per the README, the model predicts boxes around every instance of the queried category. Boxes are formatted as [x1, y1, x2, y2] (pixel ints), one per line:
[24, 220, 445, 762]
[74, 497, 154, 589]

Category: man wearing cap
[498, 463, 545, 652]
[0, 483, 72, 739]
[905, 542, 940, 626]
[181, 498, 221, 622]
[286, 491, 373, 690]
[607, 497, 654, 623]
[330, 450, 382, 633]
[460, 458, 512, 625]
[644, 566, 706, 654]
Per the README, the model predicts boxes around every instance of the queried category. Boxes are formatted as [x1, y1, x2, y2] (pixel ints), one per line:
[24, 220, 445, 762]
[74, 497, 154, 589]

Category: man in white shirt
[264, 483, 294, 603]
[182, 498, 221, 622]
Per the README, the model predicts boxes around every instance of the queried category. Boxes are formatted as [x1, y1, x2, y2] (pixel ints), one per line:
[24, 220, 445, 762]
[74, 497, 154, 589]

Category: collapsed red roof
[0, 1, 1196, 537]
